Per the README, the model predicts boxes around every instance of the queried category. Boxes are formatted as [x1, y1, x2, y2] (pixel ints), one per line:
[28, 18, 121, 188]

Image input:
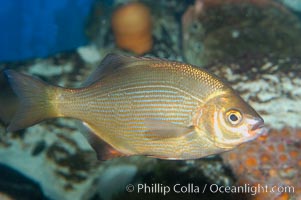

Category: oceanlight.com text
[125, 183, 295, 196]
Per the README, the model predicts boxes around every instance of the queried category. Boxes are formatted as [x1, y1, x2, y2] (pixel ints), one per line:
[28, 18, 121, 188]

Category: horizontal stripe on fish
[93, 119, 190, 127]
[85, 102, 195, 108]
[76, 84, 204, 103]
[76, 104, 195, 114]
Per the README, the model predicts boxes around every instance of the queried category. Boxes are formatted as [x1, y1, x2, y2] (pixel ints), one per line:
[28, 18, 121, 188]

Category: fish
[4, 54, 266, 160]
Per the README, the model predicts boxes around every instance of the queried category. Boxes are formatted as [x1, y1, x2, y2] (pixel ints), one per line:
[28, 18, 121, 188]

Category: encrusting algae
[222, 128, 301, 199]
[4, 54, 266, 160]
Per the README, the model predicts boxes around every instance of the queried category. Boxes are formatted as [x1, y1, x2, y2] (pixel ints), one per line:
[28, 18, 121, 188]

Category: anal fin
[82, 122, 128, 160]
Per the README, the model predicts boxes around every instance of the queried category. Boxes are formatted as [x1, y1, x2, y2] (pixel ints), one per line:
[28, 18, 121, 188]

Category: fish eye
[226, 109, 242, 126]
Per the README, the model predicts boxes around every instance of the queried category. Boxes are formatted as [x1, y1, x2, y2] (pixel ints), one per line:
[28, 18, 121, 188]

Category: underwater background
[0, 0, 301, 199]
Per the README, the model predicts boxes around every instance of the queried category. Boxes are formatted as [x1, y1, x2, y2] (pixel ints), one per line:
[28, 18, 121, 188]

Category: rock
[77, 45, 102, 64]
[182, 0, 301, 67]
[280, 0, 301, 12]
[206, 61, 301, 129]
[0, 119, 101, 200]
[0, 163, 49, 200]
[97, 164, 137, 200]
[222, 127, 301, 199]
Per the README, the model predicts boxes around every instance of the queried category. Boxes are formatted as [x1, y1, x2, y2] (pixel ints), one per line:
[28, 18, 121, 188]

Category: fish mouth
[251, 118, 264, 131]
[249, 117, 267, 136]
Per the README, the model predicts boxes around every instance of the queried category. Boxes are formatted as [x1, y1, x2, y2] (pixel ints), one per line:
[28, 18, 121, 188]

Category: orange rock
[258, 134, 268, 141]
[252, 169, 263, 180]
[260, 154, 270, 164]
[296, 129, 301, 139]
[253, 192, 271, 200]
[281, 128, 291, 137]
[228, 152, 237, 161]
[298, 160, 301, 167]
[237, 164, 245, 174]
[277, 144, 285, 152]
[275, 192, 290, 200]
[289, 150, 298, 158]
[269, 169, 277, 177]
[279, 154, 288, 163]
[222, 128, 301, 200]
[267, 144, 275, 152]
[111, 2, 152, 54]
[245, 157, 257, 167]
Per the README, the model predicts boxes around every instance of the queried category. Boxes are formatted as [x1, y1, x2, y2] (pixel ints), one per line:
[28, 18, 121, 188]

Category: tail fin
[0, 70, 18, 124]
[4, 70, 57, 132]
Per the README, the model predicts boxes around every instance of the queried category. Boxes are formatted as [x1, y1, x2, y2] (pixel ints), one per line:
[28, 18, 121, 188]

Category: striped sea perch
[4, 54, 265, 160]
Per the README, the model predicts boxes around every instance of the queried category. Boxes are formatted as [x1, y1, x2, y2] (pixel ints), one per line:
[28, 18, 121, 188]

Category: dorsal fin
[81, 53, 171, 87]
[82, 54, 137, 86]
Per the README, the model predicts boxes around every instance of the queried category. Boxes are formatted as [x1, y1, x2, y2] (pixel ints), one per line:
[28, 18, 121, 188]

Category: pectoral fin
[144, 119, 195, 140]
